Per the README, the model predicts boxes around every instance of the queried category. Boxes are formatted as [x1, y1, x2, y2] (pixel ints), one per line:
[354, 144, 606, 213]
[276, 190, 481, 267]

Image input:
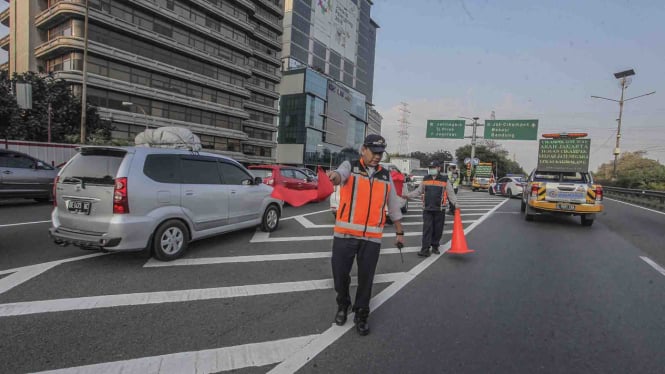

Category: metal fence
[603, 186, 665, 212]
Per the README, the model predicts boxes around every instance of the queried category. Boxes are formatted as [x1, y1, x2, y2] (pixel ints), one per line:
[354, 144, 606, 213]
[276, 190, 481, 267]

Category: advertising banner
[312, 0, 359, 63]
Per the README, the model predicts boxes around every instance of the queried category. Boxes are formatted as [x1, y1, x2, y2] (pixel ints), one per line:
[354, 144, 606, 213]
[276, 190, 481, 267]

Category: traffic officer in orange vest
[327, 134, 405, 336]
[403, 160, 457, 257]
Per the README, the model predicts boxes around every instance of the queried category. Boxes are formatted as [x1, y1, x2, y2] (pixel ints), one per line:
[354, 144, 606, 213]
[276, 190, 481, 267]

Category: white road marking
[250, 230, 453, 243]
[492, 212, 522, 214]
[34, 334, 321, 374]
[269, 198, 511, 373]
[605, 197, 665, 216]
[293, 215, 476, 229]
[640, 256, 665, 277]
[0, 252, 108, 276]
[144, 247, 424, 268]
[0, 220, 51, 228]
[281, 209, 332, 221]
[0, 253, 109, 295]
[0, 273, 405, 317]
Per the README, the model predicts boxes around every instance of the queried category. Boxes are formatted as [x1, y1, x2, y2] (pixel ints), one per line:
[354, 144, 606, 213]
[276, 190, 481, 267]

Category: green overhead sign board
[426, 120, 465, 139]
[537, 138, 591, 172]
[484, 119, 539, 140]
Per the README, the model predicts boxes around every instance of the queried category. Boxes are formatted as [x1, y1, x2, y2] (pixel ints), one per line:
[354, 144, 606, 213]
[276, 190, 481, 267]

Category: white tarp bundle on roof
[134, 126, 202, 151]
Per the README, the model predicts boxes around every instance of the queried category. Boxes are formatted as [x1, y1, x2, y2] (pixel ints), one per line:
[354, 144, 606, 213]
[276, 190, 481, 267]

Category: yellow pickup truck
[521, 169, 603, 226]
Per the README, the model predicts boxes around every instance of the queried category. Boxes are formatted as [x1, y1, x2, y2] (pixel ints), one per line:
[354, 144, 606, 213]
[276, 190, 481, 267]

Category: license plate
[557, 203, 576, 211]
[68, 200, 91, 215]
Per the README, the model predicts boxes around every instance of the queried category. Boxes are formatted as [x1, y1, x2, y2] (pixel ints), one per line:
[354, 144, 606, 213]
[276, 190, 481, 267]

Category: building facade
[277, 0, 380, 167]
[0, 0, 283, 164]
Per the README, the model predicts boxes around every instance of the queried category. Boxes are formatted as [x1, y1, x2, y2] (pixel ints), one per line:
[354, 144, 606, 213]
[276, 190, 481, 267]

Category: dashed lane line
[34, 334, 320, 374]
[143, 246, 424, 268]
[0, 272, 405, 318]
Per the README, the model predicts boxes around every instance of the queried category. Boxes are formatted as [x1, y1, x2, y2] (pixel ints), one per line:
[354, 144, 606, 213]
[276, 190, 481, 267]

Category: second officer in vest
[403, 160, 457, 256]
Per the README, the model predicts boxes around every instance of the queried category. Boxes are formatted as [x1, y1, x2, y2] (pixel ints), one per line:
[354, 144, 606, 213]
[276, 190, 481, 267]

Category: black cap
[363, 134, 387, 153]
[429, 160, 440, 167]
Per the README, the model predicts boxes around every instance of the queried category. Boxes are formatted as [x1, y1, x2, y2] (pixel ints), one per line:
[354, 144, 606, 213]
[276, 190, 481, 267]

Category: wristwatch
[396, 232, 404, 235]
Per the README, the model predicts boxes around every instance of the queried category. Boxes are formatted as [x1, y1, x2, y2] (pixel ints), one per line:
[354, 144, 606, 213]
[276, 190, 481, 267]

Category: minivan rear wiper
[62, 177, 85, 189]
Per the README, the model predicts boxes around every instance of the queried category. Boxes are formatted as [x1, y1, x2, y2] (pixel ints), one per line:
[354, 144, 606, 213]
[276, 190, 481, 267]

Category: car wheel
[581, 215, 594, 227]
[489, 187, 495, 195]
[153, 220, 189, 261]
[506, 188, 513, 198]
[261, 204, 280, 232]
[524, 205, 534, 221]
[520, 199, 526, 213]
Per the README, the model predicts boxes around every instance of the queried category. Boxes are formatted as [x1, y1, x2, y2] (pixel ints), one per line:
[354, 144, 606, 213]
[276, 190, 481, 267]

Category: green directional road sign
[426, 120, 465, 139]
[484, 119, 538, 140]
[537, 138, 591, 172]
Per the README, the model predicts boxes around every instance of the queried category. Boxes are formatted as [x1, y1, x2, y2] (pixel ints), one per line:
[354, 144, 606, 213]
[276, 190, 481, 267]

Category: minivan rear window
[60, 149, 126, 186]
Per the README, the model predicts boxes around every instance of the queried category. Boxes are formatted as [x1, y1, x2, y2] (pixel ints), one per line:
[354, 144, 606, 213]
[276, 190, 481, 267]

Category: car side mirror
[254, 176, 263, 185]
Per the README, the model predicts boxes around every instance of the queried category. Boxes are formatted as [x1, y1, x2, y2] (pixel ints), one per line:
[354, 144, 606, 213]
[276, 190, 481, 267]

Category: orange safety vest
[334, 160, 392, 239]
[421, 176, 449, 211]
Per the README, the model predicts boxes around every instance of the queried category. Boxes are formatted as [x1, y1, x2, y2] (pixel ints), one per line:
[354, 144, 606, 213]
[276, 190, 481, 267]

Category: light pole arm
[624, 91, 656, 102]
[590, 95, 619, 103]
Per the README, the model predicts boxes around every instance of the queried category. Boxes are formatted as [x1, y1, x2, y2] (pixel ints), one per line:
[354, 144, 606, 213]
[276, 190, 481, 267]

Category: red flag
[316, 166, 334, 201]
[270, 166, 335, 207]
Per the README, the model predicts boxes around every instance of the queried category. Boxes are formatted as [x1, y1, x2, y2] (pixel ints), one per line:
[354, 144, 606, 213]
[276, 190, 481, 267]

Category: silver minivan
[49, 146, 283, 261]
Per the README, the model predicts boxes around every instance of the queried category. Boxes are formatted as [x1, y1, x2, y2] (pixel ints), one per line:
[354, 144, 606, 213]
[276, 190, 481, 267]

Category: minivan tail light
[53, 176, 59, 207]
[595, 186, 603, 201]
[113, 177, 129, 214]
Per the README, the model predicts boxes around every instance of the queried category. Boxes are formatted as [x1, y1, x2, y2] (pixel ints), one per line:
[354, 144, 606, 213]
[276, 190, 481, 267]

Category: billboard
[312, 0, 359, 63]
[537, 138, 591, 172]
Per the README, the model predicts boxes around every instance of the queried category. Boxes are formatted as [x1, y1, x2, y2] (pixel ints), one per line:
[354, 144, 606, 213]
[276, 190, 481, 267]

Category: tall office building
[0, 0, 283, 164]
[277, 0, 380, 166]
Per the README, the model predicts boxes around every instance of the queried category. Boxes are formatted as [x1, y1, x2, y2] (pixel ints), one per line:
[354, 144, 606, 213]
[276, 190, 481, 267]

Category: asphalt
[0, 193, 663, 373]
[303, 198, 665, 374]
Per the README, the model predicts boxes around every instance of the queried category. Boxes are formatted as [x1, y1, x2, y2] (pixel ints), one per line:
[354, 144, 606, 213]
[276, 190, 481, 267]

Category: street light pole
[122, 101, 149, 130]
[591, 69, 655, 180]
[460, 116, 481, 185]
[80, 0, 89, 144]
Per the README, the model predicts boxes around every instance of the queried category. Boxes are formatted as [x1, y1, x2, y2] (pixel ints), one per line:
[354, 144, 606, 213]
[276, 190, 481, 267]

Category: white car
[330, 163, 408, 218]
[409, 168, 429, 188]
[489, 176, 524, 198]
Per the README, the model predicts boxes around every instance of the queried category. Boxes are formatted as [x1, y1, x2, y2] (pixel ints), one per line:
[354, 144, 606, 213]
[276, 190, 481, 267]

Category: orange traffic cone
[446, 209, 475, 255]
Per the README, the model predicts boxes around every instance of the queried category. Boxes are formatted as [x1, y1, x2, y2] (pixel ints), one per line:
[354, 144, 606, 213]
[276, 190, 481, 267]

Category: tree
[455, 144, 526, 178]
[595, 152, 665, 190]
[0, 71, 111, 143]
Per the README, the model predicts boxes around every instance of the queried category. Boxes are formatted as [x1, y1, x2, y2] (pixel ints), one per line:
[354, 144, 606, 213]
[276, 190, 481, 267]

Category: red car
[248, 165, 318, 191]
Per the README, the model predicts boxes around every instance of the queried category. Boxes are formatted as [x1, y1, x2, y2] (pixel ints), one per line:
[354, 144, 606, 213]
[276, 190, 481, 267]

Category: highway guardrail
[603, 186, 665, 212]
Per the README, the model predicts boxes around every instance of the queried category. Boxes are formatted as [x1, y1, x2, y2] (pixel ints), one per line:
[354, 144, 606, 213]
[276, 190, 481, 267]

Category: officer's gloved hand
[448, 204, 456, 215]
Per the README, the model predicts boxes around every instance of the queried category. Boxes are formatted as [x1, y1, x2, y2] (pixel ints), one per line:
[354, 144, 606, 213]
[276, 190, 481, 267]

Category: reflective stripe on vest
[422, 179, 448, 205]
[335, 167, 391, 239]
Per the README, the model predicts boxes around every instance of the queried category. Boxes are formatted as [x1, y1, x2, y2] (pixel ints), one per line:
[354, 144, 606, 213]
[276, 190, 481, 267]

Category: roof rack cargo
[134, 126, 202, 152]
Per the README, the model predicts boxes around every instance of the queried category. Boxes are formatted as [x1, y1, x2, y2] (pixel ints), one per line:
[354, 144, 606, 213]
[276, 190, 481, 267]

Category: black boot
[417, 247, 430, 257]
[354, 308, 370, 336]
[334, 305, 350, 326]
[431, 246, 440, 255]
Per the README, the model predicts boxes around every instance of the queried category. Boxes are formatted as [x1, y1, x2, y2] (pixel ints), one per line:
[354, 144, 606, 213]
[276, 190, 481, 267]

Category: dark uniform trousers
[422, 209, 445, 249]
[331, 237, 381, 311]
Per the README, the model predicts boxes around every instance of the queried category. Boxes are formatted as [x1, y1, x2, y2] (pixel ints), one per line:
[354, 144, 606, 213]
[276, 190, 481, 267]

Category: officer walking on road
[327, 134, 405, 336]
[448, 164, 461, 194]
[403, 160, 457, 257]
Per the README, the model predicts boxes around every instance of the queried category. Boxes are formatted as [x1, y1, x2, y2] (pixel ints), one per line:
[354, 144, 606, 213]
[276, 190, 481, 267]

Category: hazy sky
[1, 1, 662, 172]
[372, 0, 664, 172]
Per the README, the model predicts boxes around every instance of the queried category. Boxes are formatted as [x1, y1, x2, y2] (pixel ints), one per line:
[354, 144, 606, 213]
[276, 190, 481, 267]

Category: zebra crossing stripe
[33, 334, 320, 374]
[0, 273, 406, 318]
